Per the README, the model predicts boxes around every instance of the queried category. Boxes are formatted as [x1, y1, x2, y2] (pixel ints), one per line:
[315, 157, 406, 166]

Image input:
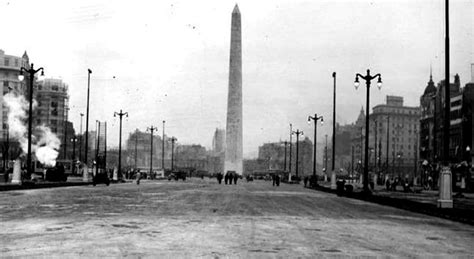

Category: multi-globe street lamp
[114, 110, 128, 179]
[354, 69, 382, 194]
[308, 114, 323, 183]
[18, 63, 45, 176]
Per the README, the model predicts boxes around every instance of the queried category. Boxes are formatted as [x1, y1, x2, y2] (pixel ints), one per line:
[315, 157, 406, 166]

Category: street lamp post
[147, 126, 158, 177]
[114, 110, 128, 179]
[354, 69, 383, 194]
[324, 134, 328, 175]
[283, 140, 288, 172]
[308, 114, 323, 183]
[18, 63, 45, 176]
[171, 137, 177, 171]
[291, 129, 303, 179]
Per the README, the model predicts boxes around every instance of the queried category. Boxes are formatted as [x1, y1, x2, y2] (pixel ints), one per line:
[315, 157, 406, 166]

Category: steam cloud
[3, 92, 61, 167]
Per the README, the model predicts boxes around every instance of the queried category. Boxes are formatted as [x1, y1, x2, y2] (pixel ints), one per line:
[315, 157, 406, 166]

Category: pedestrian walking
[233, 173, 238, 184]
[304, 176, 308, 187]
[276, 174, 280, 186]
[272, 174, 276, 186]
[136, 170, 141, 185]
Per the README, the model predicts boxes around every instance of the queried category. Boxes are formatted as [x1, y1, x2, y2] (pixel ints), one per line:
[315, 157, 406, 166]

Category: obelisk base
[330, 171, 337, 190]
[437, 166, 453, 209]
[11, 160, 21, 184]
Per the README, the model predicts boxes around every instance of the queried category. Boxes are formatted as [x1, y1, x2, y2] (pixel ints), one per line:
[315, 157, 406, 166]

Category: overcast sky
[1, 0, 473, 158]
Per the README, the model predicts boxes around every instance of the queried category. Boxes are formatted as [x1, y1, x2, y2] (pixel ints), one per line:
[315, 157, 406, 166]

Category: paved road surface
[1, 179, 473, 257]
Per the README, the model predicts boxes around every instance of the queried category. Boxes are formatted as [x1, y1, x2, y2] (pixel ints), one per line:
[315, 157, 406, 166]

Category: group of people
[385, 177, 412, 192]
[272, 174, 281, 186]
[215, 172, 239, 185]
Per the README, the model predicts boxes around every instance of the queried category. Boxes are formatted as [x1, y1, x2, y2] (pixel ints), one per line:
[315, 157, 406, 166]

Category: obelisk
[224, 4, 243, 175]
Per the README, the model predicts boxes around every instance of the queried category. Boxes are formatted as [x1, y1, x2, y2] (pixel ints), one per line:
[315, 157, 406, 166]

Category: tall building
[370, 96, 421, 179]
[125, 129, 161, 170]
[0, 50, 29, 165]
[35, 78, 75, 159]
[420, 68, 474, 166]
[225, 5, 243, 175]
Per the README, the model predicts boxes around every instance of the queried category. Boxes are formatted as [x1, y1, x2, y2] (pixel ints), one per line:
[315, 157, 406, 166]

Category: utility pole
[95, 120, 100, 176]
[135, 129, 138, 170]
[147, 126, 158, 176]
[63, 107, 69, 159]
[332, 72, 336, 172]
[289, 124, 293, 176]
[85, 69, 92, 166]
[283, 140, 288, 172]
[386, 116, 390, 176]
[325, 134, 328, 172]
[114, 109, 128, 178]
[171, 137, 177, 171]
[162, 120, 165, 170]
[374, 119, 377, 172]
[79, 113, 84, 163]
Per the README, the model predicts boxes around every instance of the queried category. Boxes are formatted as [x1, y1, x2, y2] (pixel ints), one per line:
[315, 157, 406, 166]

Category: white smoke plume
[3, 92, 61, 166]
[35, 126, 61, 167]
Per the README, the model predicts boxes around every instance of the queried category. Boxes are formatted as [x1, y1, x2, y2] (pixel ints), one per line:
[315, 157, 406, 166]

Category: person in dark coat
[224, 173, 228, 185]
[233, 173, 238, 184]
[304, 176, 308, 187]
[272, 174, 276, 186]
[276, 174, 280, 186]
[217, 173, 223, 184]
[228, 172, 233, 185]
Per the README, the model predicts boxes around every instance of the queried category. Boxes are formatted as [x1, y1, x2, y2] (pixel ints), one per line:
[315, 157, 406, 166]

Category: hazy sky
[1, 0, 473, 158]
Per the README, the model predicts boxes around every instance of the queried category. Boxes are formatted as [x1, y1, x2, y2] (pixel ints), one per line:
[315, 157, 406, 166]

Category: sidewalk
[311, 181, 474, 226]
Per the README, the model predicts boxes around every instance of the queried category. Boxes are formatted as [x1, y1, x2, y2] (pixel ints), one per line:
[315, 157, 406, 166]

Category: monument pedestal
[83, 165, 89, 182]
[437, 166, 453, 209]
[330, 171, 336, 190]
[11, 160, 21, 184]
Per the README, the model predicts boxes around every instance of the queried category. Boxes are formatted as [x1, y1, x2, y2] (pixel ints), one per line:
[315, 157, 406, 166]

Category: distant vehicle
[168, 171, 186, 181]
[44, 163, 68, 182]
[93, 170, 110, 186]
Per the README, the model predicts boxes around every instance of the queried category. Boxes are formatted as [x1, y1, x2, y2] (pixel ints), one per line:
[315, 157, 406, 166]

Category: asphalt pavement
[1, 178, 473, 257]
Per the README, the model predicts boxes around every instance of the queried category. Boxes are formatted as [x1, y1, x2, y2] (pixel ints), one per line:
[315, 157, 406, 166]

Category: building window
[2, 124, 6, 129]
[52, 85, 59, 91]
[4, 58, 9, 66]
[51, 109, 58, 116]
[14, 59, 18, 67]
[51, 101, 58, 108]
[3, 81, 8, 87]
[36, 119, 41, 124]
[50, 119, 57, 125]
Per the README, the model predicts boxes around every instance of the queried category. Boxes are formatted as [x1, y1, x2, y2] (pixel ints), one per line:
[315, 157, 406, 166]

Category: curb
[310, 185, 474, 226]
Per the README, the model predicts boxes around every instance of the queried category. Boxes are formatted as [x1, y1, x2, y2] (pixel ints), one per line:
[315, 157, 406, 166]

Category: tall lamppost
[171, 137, 177, 171]
[147, 126, 158, 176]
[354, 69, 383, 194]
[308, 114, 323, 182]
[114, 110, 128, 178]
[79, 113, 84, 163]
[18, 63, 45, 176]
[292, 129, 303, 179]
[324, 134, 328, 174]
[84, 69, 92, 167]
